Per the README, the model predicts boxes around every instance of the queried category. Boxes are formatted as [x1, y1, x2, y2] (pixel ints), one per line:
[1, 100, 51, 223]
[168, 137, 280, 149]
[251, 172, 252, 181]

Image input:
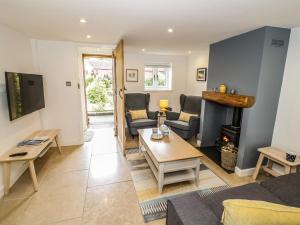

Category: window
[144, 64, 172, 91]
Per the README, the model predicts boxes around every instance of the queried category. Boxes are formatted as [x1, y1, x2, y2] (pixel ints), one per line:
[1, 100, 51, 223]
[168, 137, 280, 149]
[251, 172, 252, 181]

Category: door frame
[81, 54, 113, 127]
[112, 40, 126, 154]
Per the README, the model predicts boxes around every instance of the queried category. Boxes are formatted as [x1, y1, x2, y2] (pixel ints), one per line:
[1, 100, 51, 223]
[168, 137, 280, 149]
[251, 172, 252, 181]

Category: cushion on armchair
[178, 111, 198, 122]
[129, 109, 148, 120]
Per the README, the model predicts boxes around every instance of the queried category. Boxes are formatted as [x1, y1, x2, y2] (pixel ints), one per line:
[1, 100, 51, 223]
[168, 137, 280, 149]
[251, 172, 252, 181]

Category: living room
[1, 1, 300, 225]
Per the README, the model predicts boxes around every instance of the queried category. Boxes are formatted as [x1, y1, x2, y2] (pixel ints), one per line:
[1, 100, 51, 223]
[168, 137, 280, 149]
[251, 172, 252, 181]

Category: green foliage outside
[86, 75, 112, 112]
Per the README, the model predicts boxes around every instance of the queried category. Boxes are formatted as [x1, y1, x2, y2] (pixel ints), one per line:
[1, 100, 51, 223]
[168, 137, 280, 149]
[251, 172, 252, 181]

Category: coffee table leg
[195, 159, 200, 186]
[158, 164, 164, 193]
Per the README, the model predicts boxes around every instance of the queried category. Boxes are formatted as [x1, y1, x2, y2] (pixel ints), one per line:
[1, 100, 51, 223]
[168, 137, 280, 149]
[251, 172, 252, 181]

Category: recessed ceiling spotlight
[167, 28, 173, 33]
[188, 50, 192, 54]
[142, 48, 145, 52]
[80, 18, 87, 23]
[86, 34, 92, 39]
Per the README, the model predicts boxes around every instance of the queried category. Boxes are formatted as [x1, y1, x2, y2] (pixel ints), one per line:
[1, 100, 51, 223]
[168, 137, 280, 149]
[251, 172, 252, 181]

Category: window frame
[144, 64, 172, 91]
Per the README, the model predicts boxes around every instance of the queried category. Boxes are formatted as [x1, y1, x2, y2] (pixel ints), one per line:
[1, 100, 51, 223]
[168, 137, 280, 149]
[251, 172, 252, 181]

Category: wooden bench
[0, 129, 61, 195]
[252, 147, 300, 181]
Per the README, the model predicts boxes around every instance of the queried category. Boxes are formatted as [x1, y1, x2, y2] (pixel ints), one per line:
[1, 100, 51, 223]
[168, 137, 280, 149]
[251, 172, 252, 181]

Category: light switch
[66, 81, 72, 86]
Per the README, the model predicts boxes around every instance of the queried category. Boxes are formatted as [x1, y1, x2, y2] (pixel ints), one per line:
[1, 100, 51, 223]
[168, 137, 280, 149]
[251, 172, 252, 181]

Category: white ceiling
[0, 0, 300, 54]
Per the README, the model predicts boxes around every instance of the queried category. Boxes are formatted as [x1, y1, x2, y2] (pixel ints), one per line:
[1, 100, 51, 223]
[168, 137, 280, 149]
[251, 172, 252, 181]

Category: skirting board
[235, 166, 255, 177]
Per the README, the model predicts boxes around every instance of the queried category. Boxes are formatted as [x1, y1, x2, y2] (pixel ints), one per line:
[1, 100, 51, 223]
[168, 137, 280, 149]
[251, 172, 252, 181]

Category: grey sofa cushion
[201, 183, 284, 219]
[167, 192, 221, 225]
[130, 119, 157, 128]
[260, 173, 300, 207]
[165, 120, 190, 131]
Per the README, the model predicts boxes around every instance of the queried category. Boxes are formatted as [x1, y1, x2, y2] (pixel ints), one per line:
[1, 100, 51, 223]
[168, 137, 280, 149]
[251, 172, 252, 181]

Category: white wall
[124, 49, 210, 111]
[0, 24, 42, 197]
[33, 40, 84, 146]
[124, 53, 188, 111]
[185, 48, 209, 96]
[272, 27, 300, 154]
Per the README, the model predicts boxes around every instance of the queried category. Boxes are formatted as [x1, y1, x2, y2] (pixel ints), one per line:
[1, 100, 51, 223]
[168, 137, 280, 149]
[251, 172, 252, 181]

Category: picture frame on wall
[126, 69, 138, 82]
[196, 68, 207, 81]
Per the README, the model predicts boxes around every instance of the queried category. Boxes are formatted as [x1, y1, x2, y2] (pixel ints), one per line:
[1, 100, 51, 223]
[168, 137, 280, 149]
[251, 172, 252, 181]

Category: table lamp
[160, 99, 169, 112]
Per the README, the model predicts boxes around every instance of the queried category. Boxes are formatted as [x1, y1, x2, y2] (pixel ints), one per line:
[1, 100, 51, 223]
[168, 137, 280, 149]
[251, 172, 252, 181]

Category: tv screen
[5, 72, 45, 121]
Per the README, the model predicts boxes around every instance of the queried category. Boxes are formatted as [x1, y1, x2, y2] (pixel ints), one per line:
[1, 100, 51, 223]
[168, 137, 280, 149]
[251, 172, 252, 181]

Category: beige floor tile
[91, 128, 120, 155]
[21, 182, 86, 225]
[39, 170, 88, 193]
[44, 146, 91, 175]
[82, 181, 144, 225]
[88, 152, 131, 187]
[47, 217, 82, 225]
[0, 197, 32, 225]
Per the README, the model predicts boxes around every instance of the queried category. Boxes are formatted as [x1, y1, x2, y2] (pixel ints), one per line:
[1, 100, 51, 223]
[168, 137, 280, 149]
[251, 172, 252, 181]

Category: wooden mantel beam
[202, 91, 255, 108]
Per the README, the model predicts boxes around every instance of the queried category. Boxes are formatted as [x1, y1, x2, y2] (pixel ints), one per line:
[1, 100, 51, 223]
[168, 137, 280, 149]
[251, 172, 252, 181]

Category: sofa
[167, 173, 300, 225]
[164, 94, 202, 140]
[125, 93, 159, 137]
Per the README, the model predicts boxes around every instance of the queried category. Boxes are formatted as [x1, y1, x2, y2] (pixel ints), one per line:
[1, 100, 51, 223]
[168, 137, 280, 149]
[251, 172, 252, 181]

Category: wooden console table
[0, 129, 61, 195]
[252, 147, 300, 181]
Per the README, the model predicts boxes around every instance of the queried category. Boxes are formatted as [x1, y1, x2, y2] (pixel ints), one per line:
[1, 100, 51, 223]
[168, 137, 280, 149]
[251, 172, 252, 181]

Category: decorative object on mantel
[202, 91, 255, 108]
[126, 69, 138, 82]
[219, 84, 227, 93]
[196, 68, 207, 81]
[230, 89, 237, 94]
[221, 142, 238, 171]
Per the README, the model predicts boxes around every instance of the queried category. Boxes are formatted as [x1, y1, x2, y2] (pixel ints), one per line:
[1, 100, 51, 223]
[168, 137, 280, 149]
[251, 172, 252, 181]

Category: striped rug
[140, 185, 229, 222]
[126, 149, 229, 222]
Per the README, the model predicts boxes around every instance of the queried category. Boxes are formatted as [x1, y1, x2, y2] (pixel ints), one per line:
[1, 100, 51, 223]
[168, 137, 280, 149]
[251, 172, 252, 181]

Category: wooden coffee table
[138, 128, 203, 193]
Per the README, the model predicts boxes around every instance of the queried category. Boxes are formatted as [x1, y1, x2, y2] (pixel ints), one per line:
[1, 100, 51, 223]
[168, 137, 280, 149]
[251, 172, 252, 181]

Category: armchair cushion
[131, 119, 157, 128]
[178, 111, 198, 123]
[164, 120, 190, 131]
[129, 109, 148, 120]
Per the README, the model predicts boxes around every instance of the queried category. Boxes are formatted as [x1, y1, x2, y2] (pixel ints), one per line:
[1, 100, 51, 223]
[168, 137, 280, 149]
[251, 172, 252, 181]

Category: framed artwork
[196, 68, 207, 81]
[126, 69, 138, 82]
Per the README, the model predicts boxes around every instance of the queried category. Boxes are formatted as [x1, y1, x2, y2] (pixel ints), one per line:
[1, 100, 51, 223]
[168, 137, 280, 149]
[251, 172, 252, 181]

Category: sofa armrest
[148, 111, 159, 120]
[166, 111, 180, 120]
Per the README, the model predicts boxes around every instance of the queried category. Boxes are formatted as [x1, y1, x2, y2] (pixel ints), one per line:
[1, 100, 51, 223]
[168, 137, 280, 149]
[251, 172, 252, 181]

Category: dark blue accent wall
[200, 26, 290, 169]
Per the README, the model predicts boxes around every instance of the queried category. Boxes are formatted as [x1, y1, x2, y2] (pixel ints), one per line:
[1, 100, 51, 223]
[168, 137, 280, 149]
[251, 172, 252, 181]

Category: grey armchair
[164, 94, 202, 140]
[125, 93, 159, 137]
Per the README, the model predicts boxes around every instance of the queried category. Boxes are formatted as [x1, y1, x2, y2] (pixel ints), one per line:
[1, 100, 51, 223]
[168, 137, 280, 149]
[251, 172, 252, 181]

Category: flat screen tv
[5, 72, 45, 121]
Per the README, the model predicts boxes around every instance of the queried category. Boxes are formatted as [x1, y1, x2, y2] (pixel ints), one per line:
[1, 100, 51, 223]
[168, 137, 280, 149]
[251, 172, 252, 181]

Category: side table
[252, 147, 300, 181]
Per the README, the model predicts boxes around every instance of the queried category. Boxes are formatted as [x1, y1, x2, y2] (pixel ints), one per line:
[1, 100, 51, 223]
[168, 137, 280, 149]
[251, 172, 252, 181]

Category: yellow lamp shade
[159, 99, 169, 111]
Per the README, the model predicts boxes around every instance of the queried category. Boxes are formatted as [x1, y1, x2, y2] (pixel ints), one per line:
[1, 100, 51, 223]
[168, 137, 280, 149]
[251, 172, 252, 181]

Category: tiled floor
[0, 126, 165, 225]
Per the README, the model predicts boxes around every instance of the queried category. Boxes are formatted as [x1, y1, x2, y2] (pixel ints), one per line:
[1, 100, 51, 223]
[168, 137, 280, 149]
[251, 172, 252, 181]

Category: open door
[113, 40, 126, 154]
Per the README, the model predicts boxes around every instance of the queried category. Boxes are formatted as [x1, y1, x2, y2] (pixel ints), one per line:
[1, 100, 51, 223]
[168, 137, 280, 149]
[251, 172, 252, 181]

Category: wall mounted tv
[5, 72, 45, 121]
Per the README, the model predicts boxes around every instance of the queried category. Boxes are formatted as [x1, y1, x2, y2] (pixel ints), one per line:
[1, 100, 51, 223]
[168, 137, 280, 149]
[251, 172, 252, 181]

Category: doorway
[82, 54, 114, 129]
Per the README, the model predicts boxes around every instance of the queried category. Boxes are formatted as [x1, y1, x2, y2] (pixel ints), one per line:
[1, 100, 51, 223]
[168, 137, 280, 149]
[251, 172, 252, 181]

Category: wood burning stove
[217, 107, 242, 149]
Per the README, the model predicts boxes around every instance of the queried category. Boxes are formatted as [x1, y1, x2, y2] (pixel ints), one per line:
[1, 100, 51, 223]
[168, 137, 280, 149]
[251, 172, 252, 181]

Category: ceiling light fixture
[80, 18, 87, 23]
[142, 48, 145, 52]
[188, 50, 192, 54]
[86, 34, 92, 39]
[167, 28, 173, 33]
